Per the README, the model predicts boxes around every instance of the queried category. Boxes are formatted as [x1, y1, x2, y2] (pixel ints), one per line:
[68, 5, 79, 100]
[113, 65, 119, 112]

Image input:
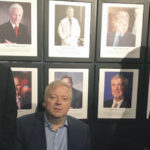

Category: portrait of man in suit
[61, 75, 82, 109]
[13, 72, 31, 109]
[107, 9, 136, 47]
[0, 3, 30, 44]
[104, 74, 131, 108]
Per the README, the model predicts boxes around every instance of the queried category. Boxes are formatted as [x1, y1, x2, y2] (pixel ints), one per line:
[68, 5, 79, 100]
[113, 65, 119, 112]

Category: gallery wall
[0, 0, 150, 149]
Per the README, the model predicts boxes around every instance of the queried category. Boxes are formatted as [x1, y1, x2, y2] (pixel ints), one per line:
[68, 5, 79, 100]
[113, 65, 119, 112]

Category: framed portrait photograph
[0, 0, 43, 60]
[44, 0, 96, 62]
[8, 63, 43, 117]
[96, 0, 149, 62]
[45, 63, 94, 119]
[96, 65, 139, 119]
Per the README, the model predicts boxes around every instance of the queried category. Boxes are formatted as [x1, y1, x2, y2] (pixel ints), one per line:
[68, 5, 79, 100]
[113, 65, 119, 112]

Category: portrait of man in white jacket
[58, 6, 81, 47]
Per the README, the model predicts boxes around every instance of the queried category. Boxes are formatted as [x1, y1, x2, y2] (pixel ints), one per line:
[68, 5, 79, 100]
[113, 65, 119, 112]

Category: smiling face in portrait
[114, 11, 130, 35]
[9, 7, 23, 25]
[43, 85, 71, 119]
[111, 77, 125, 102]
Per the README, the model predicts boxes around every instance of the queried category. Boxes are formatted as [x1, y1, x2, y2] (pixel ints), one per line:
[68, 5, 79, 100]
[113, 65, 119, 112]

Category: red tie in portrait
[14, 26, 18, 37]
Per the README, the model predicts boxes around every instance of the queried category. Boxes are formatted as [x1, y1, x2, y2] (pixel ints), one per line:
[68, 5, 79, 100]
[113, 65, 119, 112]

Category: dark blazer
[104, 99, 131, 108]
[20, 92, 31, 109]
[0, 64, 17, 150]
[0, 21, 30, 44]
[107, 31, 135, 47]
[71, 87, 82, 108]
[15, 112, 91, 150]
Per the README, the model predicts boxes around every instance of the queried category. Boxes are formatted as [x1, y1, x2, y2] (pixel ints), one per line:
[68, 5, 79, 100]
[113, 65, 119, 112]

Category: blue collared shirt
[44, 114, 68, 150]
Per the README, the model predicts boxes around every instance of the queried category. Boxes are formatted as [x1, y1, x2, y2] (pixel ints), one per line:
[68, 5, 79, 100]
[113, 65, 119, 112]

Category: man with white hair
[0, 3, 30, 44]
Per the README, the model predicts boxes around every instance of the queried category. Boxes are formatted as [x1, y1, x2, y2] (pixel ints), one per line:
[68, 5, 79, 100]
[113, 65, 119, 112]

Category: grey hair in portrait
[111, 74, 129, 90]
[115, 10, 130, 20]
[61, 75, 73, 84]
[44, 80, 72, 100]
[9, 3, 24, 14]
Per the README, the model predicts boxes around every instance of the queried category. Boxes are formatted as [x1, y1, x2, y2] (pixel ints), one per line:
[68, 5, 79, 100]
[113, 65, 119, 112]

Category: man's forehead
[49, 85, 69, 92]
[116, 11, 129, 19]
[111, 77, 123, 83]
[67, 8, 74, 13]
[11, 7, 23, 13]
[47, 86, 70, 98]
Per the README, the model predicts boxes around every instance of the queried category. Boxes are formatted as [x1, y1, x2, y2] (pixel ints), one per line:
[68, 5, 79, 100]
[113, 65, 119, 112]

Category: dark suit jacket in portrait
[107, 31, 135, 47]
[19, 91, 31, 109]
[0, 64, 17, 150]
[104, 98, 131, 108]
[14, 112, 91, 150]
[71, 87, 82, 108]
[0, 21, 30, 44]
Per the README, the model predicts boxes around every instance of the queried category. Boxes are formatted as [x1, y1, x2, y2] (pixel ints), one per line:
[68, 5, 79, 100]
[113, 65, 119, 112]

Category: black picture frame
[0, 0, 43, 61]
[2, 62, 43, 117]
[44, 62, 94, 121]
[44, 0, 96, 62]
[96, 0, 149, 63]
[94, 63, 144, 120]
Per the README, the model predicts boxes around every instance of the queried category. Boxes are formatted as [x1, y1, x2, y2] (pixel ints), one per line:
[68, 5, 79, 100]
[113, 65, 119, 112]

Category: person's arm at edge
[3, 67, 17, 150]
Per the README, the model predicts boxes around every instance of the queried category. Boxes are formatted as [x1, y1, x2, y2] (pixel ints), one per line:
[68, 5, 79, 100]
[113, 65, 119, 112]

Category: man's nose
[56, 97, 62, 104]
[16, 15, 20, 20]
[114, 85, 119, 90]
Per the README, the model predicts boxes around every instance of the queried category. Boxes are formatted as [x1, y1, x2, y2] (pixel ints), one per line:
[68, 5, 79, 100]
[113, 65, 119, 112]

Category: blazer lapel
[67, 116, 79, 150]
[32, 112, 47, 150]
[8, 21, 16, 36]
[67, 116, 74, 150]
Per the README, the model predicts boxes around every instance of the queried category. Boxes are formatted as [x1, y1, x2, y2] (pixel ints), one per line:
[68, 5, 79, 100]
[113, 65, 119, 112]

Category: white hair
[9, 3, 23, 14]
